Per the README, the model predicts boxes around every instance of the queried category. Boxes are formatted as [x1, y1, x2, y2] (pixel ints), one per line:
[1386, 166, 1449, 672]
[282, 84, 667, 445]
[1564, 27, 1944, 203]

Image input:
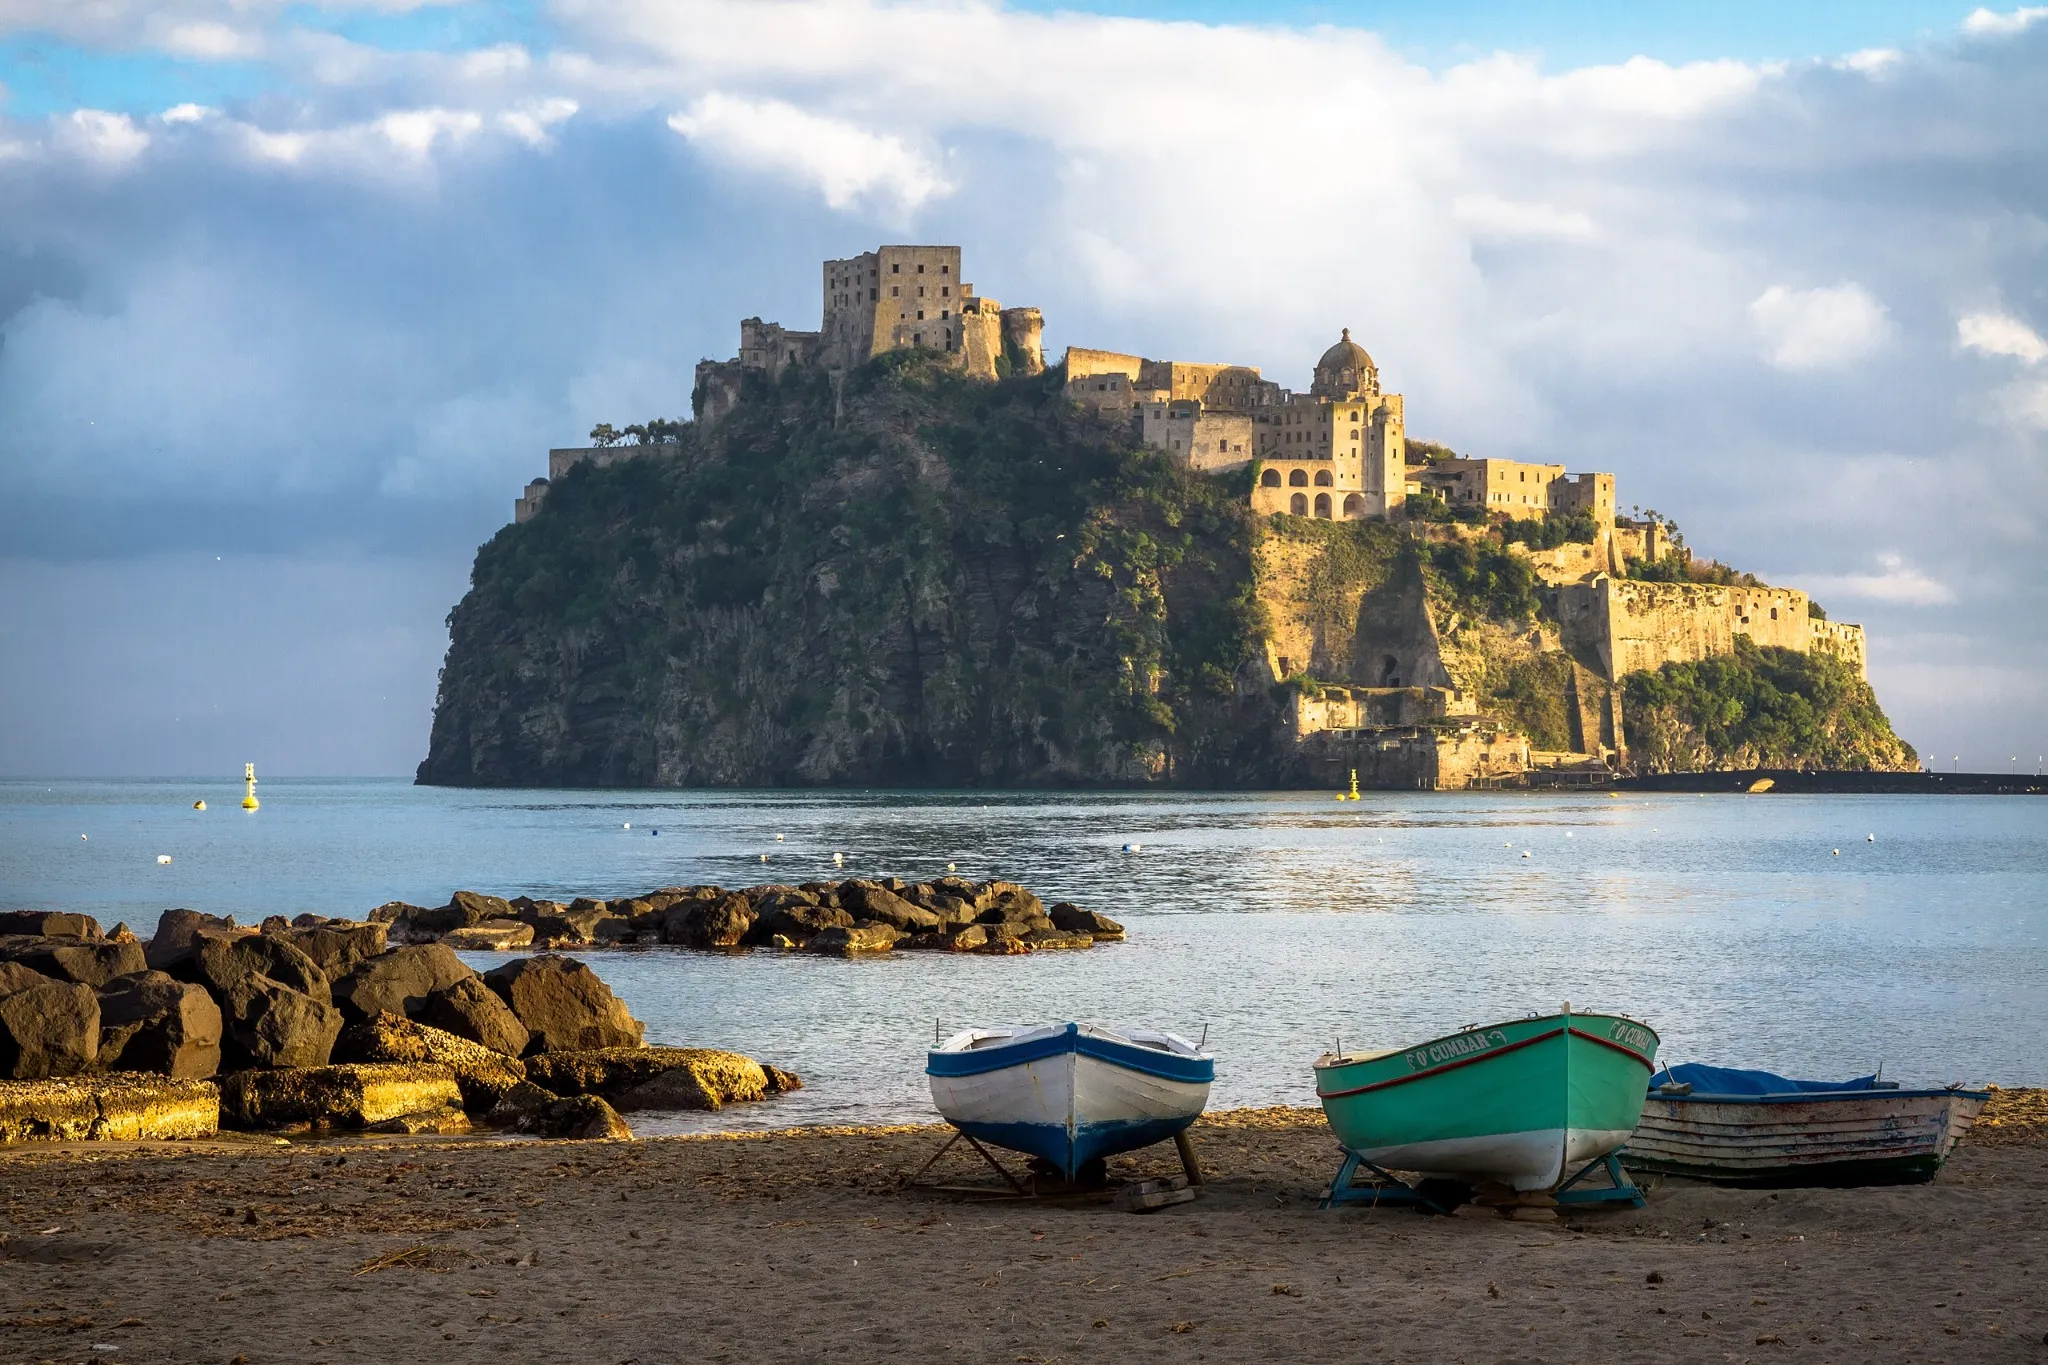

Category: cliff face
[418, 357, 1289, 788]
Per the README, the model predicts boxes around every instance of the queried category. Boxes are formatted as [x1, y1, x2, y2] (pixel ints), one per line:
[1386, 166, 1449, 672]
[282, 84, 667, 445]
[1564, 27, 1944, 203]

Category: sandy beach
[3, 1093, 2042, 1365]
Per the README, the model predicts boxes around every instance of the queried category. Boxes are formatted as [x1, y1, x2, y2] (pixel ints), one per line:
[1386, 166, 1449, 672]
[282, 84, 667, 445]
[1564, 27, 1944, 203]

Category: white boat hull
[1358, 1126, 1638, 1191]
[1624, 1089, 1988, 1187]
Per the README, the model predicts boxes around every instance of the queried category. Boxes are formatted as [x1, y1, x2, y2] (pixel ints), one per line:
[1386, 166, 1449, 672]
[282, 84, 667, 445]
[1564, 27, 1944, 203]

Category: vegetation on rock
[1622, 637, 1916, 773]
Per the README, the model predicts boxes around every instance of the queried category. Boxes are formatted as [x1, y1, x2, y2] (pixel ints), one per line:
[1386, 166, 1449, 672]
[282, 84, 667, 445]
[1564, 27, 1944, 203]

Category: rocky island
[420, 242, 1913, 790]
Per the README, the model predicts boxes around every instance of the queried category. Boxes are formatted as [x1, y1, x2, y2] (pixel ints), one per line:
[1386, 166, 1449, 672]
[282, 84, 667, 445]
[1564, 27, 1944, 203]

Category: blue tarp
[1648, 1062, 1880, 1097]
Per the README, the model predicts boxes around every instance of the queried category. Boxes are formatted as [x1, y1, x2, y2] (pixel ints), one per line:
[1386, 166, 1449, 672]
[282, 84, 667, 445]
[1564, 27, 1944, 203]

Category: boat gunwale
[927, 1023, 1215, 1085]
[1314, 1011, 1658, 1078]
[1647, 1088, 1989, 1106]
[1316, 1025, 1654, 1100]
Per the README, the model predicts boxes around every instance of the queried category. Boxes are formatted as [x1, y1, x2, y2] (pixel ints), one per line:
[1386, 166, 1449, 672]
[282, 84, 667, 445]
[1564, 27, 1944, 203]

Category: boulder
[905, 925, 987, 953]
[106, 923, 139, 943]
[528, 1046, 799, 1110]
[441, 920, 536, 951]
[332, 943, 476, 1021]
[367, 901, 428, 924]
[661, 893, 756, 948]
[0, 1074, 219, 1142]
[418, 976, 530, 1058]
[807, 924, 903, 956]
[95, 970, 223, 1079]
[219, 978, 343, 1070]
[367, 1104, 471, 1135]
[925, 894, 979, 929]
[291, 913, 332, 928]
[485, 1078, 558, 1125]
[333, 1011, 526, 1111]
[172, 933, 330, 1005]
[143, 909, 237, 970]
[0, 936, 149, 988]
[278, 921, 389, 976]
[392, 890, 513, 941]
[838, 882, 940, 932]
[754, 900, 854, 943]
[981, 881, 1045, 917]
[218, 1062, 463, 1129]
[591, 916, 639, 944]
[1024, 927, 1096, 950]
[513, 1093, 633, 1140]
[977, 925, 1032, 956]
[1049, 903, 1126, 940]
[0, 911, 102, 940]
[482, 955, 643, 1054]
[0, 981, 99, 1078]
[0, 961, 53, 997]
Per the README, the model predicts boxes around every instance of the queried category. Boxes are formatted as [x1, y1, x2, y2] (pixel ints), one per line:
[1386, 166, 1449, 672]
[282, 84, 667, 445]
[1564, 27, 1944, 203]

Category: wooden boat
[926, 1023, 1214, 1180]
[1623, 1063, 1991, 1187]
[1314, 1008, 1659, 1191]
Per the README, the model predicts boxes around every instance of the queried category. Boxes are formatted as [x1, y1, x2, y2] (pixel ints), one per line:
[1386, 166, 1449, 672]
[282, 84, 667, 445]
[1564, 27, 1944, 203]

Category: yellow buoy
[193, 800, 207, 810]
[241, 763, 260, 811]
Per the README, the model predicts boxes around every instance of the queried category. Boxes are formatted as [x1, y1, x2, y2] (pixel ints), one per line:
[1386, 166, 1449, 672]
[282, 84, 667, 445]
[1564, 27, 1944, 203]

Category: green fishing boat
[1315, 1007, 1659, 1191]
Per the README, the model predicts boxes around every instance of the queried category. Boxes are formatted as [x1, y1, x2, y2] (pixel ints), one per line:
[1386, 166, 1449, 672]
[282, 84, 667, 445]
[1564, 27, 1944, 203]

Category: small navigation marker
[832, 852, 844, 865]
[156, 854, 172, 864]
[193, 800, 206, 811]
[241, 763, 259, 811]
[1867, 833, 1875, 842]
[775, 834, 785, 842]
[623, 822, 631, 830]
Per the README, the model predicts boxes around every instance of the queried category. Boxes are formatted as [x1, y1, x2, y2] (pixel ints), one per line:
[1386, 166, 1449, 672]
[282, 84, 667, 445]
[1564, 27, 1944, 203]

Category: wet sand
[3, 1094, 2043, 1364]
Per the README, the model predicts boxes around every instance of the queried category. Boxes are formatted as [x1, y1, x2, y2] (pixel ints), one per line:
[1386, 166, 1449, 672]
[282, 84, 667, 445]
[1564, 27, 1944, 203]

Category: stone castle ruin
[509, 243, 1871, 789]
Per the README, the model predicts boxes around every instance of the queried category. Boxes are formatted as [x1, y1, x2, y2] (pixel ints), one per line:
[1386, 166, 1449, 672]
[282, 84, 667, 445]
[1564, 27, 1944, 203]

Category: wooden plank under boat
[1622, 1064, 1990, 1187]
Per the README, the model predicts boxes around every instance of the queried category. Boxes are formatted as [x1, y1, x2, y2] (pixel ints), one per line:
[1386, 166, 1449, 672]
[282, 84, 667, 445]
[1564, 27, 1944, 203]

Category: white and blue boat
[926, 1022, 1214, 1180]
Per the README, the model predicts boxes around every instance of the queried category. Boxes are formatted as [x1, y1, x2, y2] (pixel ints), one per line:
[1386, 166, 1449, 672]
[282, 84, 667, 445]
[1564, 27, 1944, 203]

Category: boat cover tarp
[1650, 1063, 1879, 1097]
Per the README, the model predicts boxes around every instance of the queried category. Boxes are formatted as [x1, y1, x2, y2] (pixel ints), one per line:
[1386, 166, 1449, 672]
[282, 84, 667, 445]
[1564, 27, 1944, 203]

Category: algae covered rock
[441, 921, 536, 951]
[218, 1062, 464, 1129]
[515, 1093, 633, 1140]
[0, 980, 100, 1079]
[96, 970, 223, 1079]
[482, 955, 643, 1054]
[527, 1046, 800, 1111]
[807, 923, 902, 956]
[0, 1074, 219, 1143]
[333, 1011, 525, 1111]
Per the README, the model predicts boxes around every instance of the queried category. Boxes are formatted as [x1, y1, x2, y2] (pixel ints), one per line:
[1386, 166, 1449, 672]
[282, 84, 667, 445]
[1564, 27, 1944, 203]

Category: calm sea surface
[3, 779, 2043, 1136]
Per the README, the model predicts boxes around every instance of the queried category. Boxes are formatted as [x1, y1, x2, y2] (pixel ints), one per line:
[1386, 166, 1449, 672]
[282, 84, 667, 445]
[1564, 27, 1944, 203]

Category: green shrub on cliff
[1622, 637, 1916, 773]
[1424, 538, 1540, 622]
[422, 353, 1282, 787]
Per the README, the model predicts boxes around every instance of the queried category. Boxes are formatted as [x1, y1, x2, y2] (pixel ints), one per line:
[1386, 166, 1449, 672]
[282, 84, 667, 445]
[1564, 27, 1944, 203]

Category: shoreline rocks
[0, 910, 801, 1145]
[382, 877, 1125, 958]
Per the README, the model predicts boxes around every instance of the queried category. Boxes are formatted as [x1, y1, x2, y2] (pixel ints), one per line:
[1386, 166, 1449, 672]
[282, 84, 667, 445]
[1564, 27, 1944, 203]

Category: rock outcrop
[334, 1011, 526, 1111]
[0, 980, 99, 1079]
[219, 1062, 465, 1130]
[332, 943, 474, 1020]
[0, 1074, 219, 1142]
[482, 956, 643, 1054]
[524, 1046, 801, 1111]
[96, 971, 224, 1079]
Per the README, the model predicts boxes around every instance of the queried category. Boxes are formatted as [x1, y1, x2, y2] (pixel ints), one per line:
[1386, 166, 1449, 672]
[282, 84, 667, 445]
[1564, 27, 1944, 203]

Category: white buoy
[760, 853, 770, 862]
[832, 852, 844, 865]
[775, 834, 785, 842]
[1565, 831, 1573, 838]
[1832, 849, 1840, 857]
[1521, 850, 1532, 858]
[156, 854, 173, 864]
[946, 862, 956, 872]
[1867, 833, 1875, 842]
[81, 834, 88, 841]
[623, 822, 631, 830]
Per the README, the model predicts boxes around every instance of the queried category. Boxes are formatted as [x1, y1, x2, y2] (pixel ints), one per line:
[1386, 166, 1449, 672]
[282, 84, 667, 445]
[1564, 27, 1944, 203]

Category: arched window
[1343, 493, 1363, 516]
[1314, 493, 1332, 518]
[1290, 492, 1308, 516]
[1289, 469, 1308, 487]
[1260, 468, 1282, 488]
[1314, 470, 1333, 487]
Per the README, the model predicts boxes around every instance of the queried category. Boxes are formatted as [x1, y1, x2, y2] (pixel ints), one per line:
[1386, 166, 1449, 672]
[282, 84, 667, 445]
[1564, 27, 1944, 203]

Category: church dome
[1312, 328, 1377, 400]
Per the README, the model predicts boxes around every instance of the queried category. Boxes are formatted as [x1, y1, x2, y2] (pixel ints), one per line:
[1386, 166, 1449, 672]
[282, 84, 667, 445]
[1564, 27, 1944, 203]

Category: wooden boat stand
[1321, 1148, 1644, 1213]
[906, 1125, 1205, 1204]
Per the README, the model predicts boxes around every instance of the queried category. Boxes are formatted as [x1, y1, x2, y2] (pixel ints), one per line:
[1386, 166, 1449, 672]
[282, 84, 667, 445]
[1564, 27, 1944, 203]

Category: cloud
[667, 94, 952, 216]
[1795, 554, 1956, 607]
[1452, 195, 1600, 244]
[161, 20, 263, 60]
[50, 109, 150, 167]
[498, 98, 579, 148]
[1749, 283, 1891, 371]
[1962, 7, 2048, 36]
[1959, 311, 2048, 364]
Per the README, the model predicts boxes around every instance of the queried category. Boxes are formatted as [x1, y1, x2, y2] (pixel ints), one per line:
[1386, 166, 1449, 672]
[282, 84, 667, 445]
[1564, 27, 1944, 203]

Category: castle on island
[512, 243, 1870, 788]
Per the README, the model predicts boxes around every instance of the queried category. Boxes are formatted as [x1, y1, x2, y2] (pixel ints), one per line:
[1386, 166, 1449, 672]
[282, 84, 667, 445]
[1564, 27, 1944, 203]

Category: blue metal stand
[1552, 1153, 1645, 1208]
[1320, 1149, 1459, 1213]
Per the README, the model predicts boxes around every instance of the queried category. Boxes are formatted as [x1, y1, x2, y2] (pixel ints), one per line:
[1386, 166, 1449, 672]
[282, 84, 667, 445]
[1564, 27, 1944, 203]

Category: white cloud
[1992, 378, 2048, 431]
[1452, 195, 1600, 243]
[1836, 48, 1903, 75]
[667, 94, 952, 216]
[1959, 311, 2048, 365]
[1961, 7, 2048, 36]
[161, 20, 263, 60]
[158, 103, 216, 125]
[498, 98, 579, 148]
[376, 108, 483, 156]
[1749, 283, 1891, 371]
[51, 109, 149, 167]
[1796, 554, 1955, 607]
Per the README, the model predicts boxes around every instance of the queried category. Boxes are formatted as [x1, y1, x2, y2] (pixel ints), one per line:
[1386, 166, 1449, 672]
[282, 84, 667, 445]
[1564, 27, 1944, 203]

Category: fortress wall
[960, 300, 1004, 382]
[1555, 578, 1825, 681]
[1297, 724, 1529, 790]
[1294, 686, 1454, 735]
[1000, 307, 1045, 376]
[548, 444, 657, 481]
[1810, 619, 1869, 678]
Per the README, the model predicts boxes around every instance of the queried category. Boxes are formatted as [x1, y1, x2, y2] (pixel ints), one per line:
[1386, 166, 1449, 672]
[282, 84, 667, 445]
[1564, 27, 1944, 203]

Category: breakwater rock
[371, 877, 1123, 956]
[0, 912, 799, 1144]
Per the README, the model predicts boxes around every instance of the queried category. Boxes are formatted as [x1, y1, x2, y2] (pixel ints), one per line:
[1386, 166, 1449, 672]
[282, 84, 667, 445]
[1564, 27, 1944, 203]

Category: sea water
[2, 778, 2042, 1135]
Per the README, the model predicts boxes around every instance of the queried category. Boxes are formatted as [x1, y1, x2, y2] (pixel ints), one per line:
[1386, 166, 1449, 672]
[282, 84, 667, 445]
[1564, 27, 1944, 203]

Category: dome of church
[1312, 328, 1377, 399]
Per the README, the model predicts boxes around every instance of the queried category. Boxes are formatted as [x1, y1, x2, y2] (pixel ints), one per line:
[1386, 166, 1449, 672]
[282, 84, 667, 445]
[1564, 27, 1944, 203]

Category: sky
[0, 1, 2044, 778]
